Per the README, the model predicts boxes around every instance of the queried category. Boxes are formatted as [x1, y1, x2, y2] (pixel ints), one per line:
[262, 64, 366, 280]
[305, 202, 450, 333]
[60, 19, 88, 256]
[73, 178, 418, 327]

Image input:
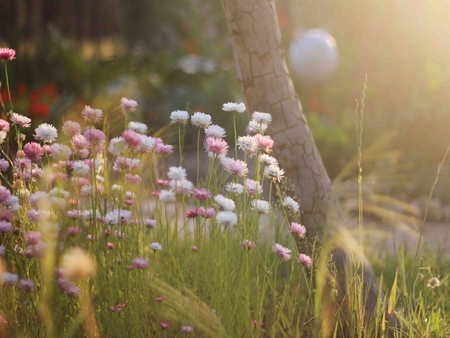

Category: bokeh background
[1, 0, 449, 202]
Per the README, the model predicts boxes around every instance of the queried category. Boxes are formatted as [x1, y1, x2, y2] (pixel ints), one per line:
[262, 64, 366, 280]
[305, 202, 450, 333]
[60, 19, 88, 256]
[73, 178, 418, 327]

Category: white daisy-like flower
[50, 143, 72, 161]
[259, 154, 278, 166]
[205, 124, 226, 139]
[169, 179, 194, 196]
[237, 135, 257, 155]
[111, 184, 123, 192]
[248, 120, 268, 134]
[216, 211, 238, 226]
[282, 196, 300, 212]
[128, 121, 148, 134]
[139, 135, 156, 153]
[170, 110, 190, 124]
[251, 199, 270, 214]
[72, 160, 90, 176]
[10, 113, 31, 128]
[222, 102, 246, 113]
[108, 137, 128, 156]
[34, 123, 58, 143]
[225, 182, 244, 195]
[263, 164, 285, 182]
[150, 242, 163, 251]
[167, 166, 187, 181]
[214, 194, 235, 211]
[191, 112, 212, 128]
[159, 189, 176, 202]
[252, 112, 272, 124]
[80, 185, 93, 197]
[81, 209, 102, 222]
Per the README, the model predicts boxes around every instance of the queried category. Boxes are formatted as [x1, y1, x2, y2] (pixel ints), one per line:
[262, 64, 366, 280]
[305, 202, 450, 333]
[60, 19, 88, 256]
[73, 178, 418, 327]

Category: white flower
[108, 137, 128, 156]
[252, 112, 272, 124]
[282, 196, 300, 212]
[2, 272, 18, 284]
[128, 121, 148, 134]
[191, 112, 212, 128]
[248, 120, 268, 134]
[225, 182, 244, 195]
[169, 179, 194, 196]
[81, 209, 101, 222]
[263, 164, 285, 182]
[259, 154, 278, 166]
[222, 102, 246, 113]
[139, 135, 156, 153]
[120, 97, 138, 113]
[244, 178, 263, 196]
[214, 194, 235, 211]
[34, 123, 58, 143]
[237, 135, 257, 155]
[167, 166, 187, 181]
[104, 209, 132, 226]
[72, 160, 90, 176]
[170, 110, 190, 124]
[96, 175, 105, 183]
[80, 185, 93, 196]
[125, 191, 136, 199]
[50, 143, 72, 160]
[82, 106, 103, 123]
[216, 211, 238, 226]
[205, 124, 226, 139]
[150, 242, 163, 251]
[251, 199, 270, 214]
[29, 191, 50, 207]
[159, 189, 176, 202]
[111, 184, 123, 192]
[50, 187, 71, 199]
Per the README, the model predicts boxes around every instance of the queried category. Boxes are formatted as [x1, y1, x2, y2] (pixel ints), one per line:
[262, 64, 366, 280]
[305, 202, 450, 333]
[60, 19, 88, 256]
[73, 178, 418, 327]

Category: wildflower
[186, 209, 198, 218]
[23, 142, 44, 161]
[71, 160, 90, 176]
[170, 179, 194, 195]
[108, 137, 128, 156]
[0, 186, 11, 203]
[156, 179, 170, 186]
[222, 102, 246, 113]
[62, 120, 81, 136]
[170, 110, 190, 124]
[159, 321, 169, 329]
[241, 240, 256, 250]
[132, 257, 148, 270]
[0, 221, 12, 233]
[67, 226, 80, 237]
[120, 97, 138, 114]
[254, 134, 274, 153]
[237, 135, 257, 155]
[0, 159, 9, 171]
[298, 254, 312, 268]
[223, 158, 248, 177]
[1, 272, 18, 284]
[150, 242, 163, 251]
[10, 113, 31, 128]
[145, 219, 157, 229]
[27, 231, 41, 245]
[252, 112, 272, 124]
[0, 47, 16, 61]
[113, 157, 140, 172]
[205, 124, 226, 138]
[34, 123, 58, 143]
[263, 164, 285, 181]
[82, 106, 103, 123]
[155, 142, 173, 155]
[139, 135, 156, 152]
[204, 137, 229, 157]
[107, 242, 114, 250]
[225, 182, 244, 195]
[156, 296, 165, 302]
[216, 211, 238, 227]
[168, 166, 187, 180]
[190, 246, 198, 251]
[191, 112, 211, 128]
[259, 154, 278, 166]
[283, 197, 300, 212]
[84, 128, 105, 146]
[18, 279, 35, 292]
[122, 129, 142, 149]
[272, 243, 291, 261]
[193, 188, 212, 200]
[180, 325, 194, 334]
[159, 189, 176, 203]
[0, 119, 9, 132]
[197, 207, 215, 218]
[244, 178, 262, 196]
[417, 273, 424, 282]
[50, 143, 72, 160]
[427, 277, 440, 289]
[214, 194, 235, 211]
[289, 222, 306, 237]
[251, 199, 270, 214]
[248, 120, 268, 134]
[125, 174, 141, 184]
[128, 121, 148, 134]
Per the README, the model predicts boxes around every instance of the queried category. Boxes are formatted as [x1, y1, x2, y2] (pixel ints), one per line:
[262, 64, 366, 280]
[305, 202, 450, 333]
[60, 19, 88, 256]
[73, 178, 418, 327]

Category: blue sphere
[288, 29, 338, 86]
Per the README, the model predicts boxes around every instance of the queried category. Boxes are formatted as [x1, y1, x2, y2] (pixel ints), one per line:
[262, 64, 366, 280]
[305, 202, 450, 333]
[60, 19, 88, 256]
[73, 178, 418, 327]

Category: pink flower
[156, 296, 165, 302]
[82, 106, 103, 123]
[0, 159, 9, 171]
[0, 48, 16, 61]
[120, 97, 138, 113]
[132, 257, 148, 269]
[193, 188, 212, 200]
[84, 129, 105, 146]
[156, 179, 170, 186]
[107, 242, 114, 250]
[27, 231, 41, 245]
[190, 246, 198, 251]
[144, 219, 157, 229]
[197, 207, 215, 218]
[272, 243, 291, 261]
[23, 142, 44, 161]
[244, 179, 262, 196]
[125, 174, 141, 184]
[159, 321, 169, 329]
[298, 254, 312, 268]
[67, 226, 80, 237]
[241, 240, 256, 250]
[155, 143, 173, 155]
[32, 241, 47, 258]
[254, 134, 274, 153]
[289, 222, 306, 237]
[62, 120, 81, 136]
[122, 129, 142, 149]
[186, 209, 198, 218]
[223, 158, 248, 177]
[10, 113, 31, 128]
[180, 325, 194, 334]
[204, 137, 229, 156]
[0, 119, 10, 132]
[0, 220, 12, 233]
[71, 134, 89, 149]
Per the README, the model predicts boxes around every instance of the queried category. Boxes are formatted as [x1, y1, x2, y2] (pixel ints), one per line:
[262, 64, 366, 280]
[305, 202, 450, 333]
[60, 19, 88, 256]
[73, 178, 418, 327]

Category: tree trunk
[220, 0, 396, 336]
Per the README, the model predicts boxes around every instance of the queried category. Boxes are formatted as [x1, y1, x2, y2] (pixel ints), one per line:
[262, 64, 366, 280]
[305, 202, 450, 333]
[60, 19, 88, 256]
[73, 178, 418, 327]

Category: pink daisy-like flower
[223, 158, 248, 177]
[67, 226, 80, 237]
[254, 134, 274, 153]
[82, 106, 103, 123]
[125, 174, 141, 184]
[185, 208, 198, 218]
[193, 188, 212, 200]
[204, 137, 229, 156]
[190, 246, 198, 251]
[0, 220, 12, 233]
[120, 97, 138, 113]
[71, 134, 89, 149]
[289, 222, 306, 237]
[122, 129, 142, 149]
[62, 120, 81, 136]
[272, 243, 291, 261]
[155, 143, 173, 155]
[27, 231, 42, 245]
[84, 128, 105, 146]
[0, 158, 9, 171]
[180, 325, 194, 334]
[18, 279, 35, 292]
[0, 48, 16, 61]
[241, 239, 256, 250]
[0, 119, 10, 132]
[144, 219, 157, 229]
[10, 112, 31, 128]
[298, 253, 312, 268]
[244, 178, 263, 196]
[132, 257, 149, 269]
[159, 321, 169, 329]
[23, 142, 44, 161]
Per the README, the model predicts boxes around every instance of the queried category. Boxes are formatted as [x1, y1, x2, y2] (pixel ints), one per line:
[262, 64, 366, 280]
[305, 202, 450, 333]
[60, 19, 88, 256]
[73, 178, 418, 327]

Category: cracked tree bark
[220, 0, 396, 336]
